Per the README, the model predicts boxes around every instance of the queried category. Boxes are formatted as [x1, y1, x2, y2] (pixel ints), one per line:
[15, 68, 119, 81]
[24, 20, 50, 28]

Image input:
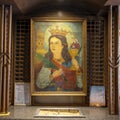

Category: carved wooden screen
[87, 18, 106, 105]
[87, 19, 105, 86]
[14, 19, 30, 82]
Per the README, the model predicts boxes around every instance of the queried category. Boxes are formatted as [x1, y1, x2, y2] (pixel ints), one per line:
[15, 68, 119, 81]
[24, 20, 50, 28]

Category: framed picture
[31, 17, 87, 96]
[90, 86, 105, 107]
[14, 82, 31, 105]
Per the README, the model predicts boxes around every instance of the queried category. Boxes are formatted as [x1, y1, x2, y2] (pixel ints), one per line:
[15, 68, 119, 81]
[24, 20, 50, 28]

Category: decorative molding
[0, 52, 11, 66]
[108, 55, 120, 68]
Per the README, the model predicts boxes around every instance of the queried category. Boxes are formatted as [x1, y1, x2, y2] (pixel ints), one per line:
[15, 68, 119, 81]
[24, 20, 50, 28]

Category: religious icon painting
[31, 17, 87, 96]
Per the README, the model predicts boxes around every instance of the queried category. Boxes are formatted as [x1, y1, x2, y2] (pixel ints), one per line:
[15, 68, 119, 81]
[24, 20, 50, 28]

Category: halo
[44, 23, 75, 50]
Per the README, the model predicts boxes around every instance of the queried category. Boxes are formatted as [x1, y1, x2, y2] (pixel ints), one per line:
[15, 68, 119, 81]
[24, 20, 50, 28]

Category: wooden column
[108, 5, 113, 114]
[0, 5, 12, 115]
[115, 5, 119, 116]
[0, 5, 4, 113]
[108, 5, 119, 115]
[118, 5, 120, 116]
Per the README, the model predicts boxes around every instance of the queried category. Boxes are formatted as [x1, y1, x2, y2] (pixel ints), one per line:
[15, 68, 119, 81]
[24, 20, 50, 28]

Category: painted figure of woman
[35, 34, 82, 91]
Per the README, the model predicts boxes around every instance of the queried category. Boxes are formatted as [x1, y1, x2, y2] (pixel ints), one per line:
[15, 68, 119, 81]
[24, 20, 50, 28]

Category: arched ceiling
[0, 0, 108, 16]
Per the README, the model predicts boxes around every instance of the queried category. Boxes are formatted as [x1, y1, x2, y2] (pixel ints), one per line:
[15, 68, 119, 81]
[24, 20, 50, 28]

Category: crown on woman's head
[49, 26, 69, 36]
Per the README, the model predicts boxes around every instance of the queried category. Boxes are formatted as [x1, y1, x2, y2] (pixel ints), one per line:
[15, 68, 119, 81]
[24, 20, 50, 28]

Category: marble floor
[0, 106, 119, 120]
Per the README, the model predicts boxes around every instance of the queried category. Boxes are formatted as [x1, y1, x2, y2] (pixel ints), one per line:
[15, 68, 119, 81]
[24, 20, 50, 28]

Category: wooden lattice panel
[14, 19, 30, 82]
[87, 19, 105, 86]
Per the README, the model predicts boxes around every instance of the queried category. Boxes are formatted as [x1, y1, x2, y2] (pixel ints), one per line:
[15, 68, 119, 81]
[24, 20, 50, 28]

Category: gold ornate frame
[31, 17, 87, 96]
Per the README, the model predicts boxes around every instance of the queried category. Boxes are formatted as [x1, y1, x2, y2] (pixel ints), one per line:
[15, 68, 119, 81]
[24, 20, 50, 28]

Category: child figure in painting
[35, 26, 82, 91]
